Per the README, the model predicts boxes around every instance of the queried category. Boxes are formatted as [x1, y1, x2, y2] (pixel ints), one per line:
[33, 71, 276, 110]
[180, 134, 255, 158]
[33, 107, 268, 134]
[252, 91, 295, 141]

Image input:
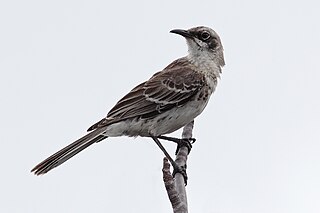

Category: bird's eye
[200, 31, 210, 40]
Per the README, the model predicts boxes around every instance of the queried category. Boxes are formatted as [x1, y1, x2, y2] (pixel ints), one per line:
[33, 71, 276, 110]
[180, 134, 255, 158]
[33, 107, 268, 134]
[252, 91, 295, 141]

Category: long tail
[31, 128, 108, 175]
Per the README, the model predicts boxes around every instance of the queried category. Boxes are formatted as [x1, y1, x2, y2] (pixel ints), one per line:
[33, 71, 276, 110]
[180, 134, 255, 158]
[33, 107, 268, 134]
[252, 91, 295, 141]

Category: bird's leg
[151, 136, 188, 184]
[151, 136, 177, 166]
[157, 136, 196, 155]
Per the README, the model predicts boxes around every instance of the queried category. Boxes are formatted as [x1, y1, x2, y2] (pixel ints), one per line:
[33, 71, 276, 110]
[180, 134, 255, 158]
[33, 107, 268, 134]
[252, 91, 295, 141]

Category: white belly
[104, 97, 210, 137]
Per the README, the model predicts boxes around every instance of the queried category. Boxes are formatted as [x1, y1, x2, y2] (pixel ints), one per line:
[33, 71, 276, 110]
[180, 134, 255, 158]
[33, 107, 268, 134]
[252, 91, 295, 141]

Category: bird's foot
[157, 136, 196, 154]
[172, 162, 188, 185]
[175, 138, 195, 155]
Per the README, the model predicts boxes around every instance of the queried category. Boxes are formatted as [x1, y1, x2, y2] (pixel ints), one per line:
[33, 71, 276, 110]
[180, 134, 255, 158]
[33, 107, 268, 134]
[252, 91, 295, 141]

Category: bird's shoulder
[148, 57, 205, 88]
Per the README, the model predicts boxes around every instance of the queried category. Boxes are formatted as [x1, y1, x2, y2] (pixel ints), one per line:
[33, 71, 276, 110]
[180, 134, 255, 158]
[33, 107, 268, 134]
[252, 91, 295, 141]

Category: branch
[162, 121, 194, 213]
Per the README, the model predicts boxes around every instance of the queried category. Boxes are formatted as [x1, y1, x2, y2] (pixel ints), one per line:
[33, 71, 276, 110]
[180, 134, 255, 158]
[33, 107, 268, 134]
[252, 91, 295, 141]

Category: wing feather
[88, 58, 205, 131]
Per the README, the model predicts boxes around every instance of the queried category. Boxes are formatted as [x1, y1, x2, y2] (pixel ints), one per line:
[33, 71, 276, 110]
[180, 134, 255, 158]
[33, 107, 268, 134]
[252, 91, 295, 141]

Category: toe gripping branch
[172, 162, 188, 185]
[157, 136, 196, 155]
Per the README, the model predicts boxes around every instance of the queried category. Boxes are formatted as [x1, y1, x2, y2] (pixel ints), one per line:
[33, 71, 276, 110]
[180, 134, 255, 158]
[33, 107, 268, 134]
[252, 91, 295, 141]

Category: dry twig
[162, 121, 194, 213]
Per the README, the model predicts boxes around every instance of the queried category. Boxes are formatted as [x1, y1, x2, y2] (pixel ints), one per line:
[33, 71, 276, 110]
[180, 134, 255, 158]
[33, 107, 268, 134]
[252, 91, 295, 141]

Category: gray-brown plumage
[31, 26, 225, 175]
[88, 59, 207, 131]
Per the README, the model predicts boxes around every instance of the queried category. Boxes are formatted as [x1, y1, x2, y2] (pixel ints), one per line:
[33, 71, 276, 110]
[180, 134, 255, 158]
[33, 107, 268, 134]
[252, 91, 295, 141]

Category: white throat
[187, 49, 222, 78]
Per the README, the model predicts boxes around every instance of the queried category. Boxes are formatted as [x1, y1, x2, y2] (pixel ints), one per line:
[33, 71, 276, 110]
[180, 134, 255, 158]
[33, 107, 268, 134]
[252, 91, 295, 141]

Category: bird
[31, 26, 225, 176]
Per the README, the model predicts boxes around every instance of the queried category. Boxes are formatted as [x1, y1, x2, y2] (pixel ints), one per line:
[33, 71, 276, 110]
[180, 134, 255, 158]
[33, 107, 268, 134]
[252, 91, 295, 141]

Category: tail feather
[31, 128, 108, 175]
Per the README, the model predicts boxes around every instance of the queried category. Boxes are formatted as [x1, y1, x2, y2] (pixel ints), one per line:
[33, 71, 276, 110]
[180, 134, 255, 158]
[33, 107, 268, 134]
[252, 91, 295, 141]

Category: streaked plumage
[31, 26, 225, 175]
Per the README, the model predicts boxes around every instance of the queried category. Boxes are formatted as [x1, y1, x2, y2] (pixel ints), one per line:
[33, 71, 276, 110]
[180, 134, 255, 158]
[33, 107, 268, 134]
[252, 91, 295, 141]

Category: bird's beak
[170, 29, 194, 39]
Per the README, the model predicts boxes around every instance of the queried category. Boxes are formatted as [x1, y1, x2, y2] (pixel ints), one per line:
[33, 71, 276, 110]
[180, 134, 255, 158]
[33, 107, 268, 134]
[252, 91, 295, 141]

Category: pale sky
[1, 0, 320, 212]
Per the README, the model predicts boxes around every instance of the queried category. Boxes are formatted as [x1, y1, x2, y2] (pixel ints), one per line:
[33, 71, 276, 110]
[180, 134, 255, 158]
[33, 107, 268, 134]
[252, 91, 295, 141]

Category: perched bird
[31, 26, 225, 176]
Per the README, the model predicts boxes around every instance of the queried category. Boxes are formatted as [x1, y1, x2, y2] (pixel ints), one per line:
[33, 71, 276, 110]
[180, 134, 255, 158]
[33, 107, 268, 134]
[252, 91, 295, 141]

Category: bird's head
[170, 26, 225, 67]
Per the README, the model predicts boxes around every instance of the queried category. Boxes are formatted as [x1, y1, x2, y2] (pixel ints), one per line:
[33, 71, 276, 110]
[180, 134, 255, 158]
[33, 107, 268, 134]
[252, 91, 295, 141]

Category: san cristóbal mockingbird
[31, 26, 225, 176]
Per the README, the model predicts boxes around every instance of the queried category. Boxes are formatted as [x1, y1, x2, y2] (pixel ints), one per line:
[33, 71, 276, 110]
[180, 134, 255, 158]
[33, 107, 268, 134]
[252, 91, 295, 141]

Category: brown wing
[87, 60, 205, 131]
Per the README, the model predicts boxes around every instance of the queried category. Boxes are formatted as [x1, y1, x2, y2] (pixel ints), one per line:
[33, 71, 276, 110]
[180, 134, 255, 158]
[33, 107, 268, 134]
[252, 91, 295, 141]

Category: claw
[172, 162, 188, 185]
[175, 138, 195, 155]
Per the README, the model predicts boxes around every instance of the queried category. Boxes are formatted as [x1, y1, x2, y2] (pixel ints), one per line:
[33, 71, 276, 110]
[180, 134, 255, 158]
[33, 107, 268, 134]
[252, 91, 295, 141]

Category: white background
[1, 0, 319, 212]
